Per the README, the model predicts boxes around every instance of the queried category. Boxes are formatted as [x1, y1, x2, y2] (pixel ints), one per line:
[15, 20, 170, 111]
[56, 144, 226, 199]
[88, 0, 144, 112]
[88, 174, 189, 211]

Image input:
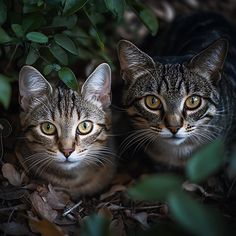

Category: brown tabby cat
[16, 64, 115, 196]
[118, 13, 236, 168]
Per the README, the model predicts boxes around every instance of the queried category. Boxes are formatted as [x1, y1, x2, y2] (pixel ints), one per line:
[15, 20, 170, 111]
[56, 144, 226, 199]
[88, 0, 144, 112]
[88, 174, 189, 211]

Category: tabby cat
[118, 12, 236, 167]
[16, 63, 115, 196]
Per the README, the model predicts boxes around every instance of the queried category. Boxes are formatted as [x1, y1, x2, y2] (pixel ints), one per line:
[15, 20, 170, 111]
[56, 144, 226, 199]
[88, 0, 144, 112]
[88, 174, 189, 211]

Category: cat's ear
[187, 38, 228, 83]
[81, 63, 111, 109]
[117, 40, 156, 83]
[19, 66, 52, 110]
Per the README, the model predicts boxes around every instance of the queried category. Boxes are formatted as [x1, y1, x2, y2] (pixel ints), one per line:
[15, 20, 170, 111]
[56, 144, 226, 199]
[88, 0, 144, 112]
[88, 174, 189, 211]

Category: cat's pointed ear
[81, 63, 111, 109]
[19, 66, 52, 110]
[117, 40, 156, 83]
[187, 38, 228, 82]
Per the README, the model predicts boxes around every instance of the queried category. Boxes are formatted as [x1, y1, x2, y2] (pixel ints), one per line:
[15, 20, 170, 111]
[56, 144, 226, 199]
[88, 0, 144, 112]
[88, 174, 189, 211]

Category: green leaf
[26, 32, 48, 43]
[49, 43, 68, 65]
[0, 1, 7, 25]
[58, 67, 78, 91]
[186, 139, 224, 183]
[104, 0, 126, 21]
[81, 214, 110, 236]
[129, 1, 158, 36]
[0, 27, 12, 43]
[51, 15, 78, 29]
[11, 24, 24, 38]
[22, 15, 46, 32]
[168, 191, 227, 236]
[43, 64, 61, 75]
[84, 9, 104, 50]
[54, 34, 78, 55]
[26, 47, 39, 65]
[0, 75, 12, 109]
[63, 0, 89, 16]
[128, 174, 182, 201]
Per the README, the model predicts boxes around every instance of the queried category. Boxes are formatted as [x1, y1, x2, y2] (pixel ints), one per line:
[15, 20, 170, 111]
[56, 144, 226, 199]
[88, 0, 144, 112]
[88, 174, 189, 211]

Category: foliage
[128, 139, 233, 236]
[0, 0, 158, 108]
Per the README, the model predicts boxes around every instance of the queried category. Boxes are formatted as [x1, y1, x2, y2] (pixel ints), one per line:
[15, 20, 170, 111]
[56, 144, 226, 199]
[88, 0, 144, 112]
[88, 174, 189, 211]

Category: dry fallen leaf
[98, 207, 113, 221]
[30, 191, 58, 222]
[38, 184, 68, 210]
[110, 217, 126, 236]
[127, 211, 149, 230]
[2, 163, 22, 186]
[30, 218, 64, 236]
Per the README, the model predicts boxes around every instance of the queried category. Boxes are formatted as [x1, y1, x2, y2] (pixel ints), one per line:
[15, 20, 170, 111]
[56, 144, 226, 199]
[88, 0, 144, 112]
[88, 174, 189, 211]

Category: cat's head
[118, 39, 228, 148]
[18, 63, 112, 173]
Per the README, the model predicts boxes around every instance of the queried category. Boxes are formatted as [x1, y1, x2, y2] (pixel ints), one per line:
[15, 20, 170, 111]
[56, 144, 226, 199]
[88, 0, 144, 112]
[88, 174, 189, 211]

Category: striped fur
[16, 64, 115, 197]
[118, 13, 236, 167]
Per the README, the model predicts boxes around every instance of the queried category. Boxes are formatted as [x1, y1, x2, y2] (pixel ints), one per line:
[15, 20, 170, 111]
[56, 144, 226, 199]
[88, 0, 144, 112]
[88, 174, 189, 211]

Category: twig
[63, 201, 82, 217]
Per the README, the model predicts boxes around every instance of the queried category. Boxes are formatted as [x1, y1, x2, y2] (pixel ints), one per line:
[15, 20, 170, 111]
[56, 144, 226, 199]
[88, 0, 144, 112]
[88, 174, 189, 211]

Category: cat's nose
[167, 126, 180, 135]
[61, 148, 75, 158]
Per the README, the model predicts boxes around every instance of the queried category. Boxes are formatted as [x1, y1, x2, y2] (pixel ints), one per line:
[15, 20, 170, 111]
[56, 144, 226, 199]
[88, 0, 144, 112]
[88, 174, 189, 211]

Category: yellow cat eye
[77, 121, 93, 135]
[41, 122, 56, 135]
[185, 95, 201, 110]
[145, 95, 162, 110]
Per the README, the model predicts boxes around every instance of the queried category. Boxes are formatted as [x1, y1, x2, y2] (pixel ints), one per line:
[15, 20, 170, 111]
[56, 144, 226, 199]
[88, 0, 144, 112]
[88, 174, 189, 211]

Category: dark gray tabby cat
[16, 63, 115, 196]
[118, 13, 236, 167]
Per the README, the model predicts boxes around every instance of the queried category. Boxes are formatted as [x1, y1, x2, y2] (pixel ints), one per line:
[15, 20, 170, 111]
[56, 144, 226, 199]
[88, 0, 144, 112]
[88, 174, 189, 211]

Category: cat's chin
[162, 137, 186, 145]
[56, 161, 81, 170]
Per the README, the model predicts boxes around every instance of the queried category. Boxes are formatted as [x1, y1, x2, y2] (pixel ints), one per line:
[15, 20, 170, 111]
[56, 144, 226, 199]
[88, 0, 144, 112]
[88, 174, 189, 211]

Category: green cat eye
[185, 95, 201, 110]
[145, 95, 162, 110]
[41, 122, 56, 135]
[77, 121, 93, 135]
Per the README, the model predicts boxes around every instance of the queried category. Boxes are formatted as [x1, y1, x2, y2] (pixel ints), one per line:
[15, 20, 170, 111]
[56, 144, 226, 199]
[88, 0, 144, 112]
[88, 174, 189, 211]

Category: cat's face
[118, 39, 228, 148]
[18, 64, 112, 172]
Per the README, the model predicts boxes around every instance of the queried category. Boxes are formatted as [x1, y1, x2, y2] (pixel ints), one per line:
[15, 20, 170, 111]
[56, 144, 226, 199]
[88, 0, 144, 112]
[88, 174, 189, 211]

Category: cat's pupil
[83, 122, 88, 129]
[190, 97, 196, 104]
[46, 123, 51, 130]
[152, 97, 157, 104]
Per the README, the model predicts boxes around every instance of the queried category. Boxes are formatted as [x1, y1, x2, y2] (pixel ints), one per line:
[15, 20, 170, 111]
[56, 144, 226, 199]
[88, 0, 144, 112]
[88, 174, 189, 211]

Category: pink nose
[60, 148, 74, 158]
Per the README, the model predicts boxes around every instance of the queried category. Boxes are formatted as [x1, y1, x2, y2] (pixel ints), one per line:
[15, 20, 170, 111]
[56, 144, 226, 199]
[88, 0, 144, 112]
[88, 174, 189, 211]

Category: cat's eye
[185, 95, 201, 110]
[77, 121, 93, 135]
[145, 95, 162, 110]
[41, 122, 56, 135]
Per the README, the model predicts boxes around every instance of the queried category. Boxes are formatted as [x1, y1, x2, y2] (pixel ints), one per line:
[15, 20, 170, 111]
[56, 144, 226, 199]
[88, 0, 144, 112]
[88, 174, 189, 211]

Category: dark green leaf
[81, 214, 110, 236]
[58, 67, 78, 91]
[54, 34, 78, 55]
[84, 9, 104, 50]
[22, 15, 46, 32]
[43, 65, 53, 75]
[168, 191, 226, 236]
[128, 174, 182, 201]
[0, 1, 7, 25]
[63, 0, 89, 16]
[11, 24, 24, 38]
[43, 64, 61, 75]
[26, 47, 39, 65]
[26, 32, 48, 43]
[186, 139, 224, 182]
[0, 27, 12, 43]
[104, 0, 126, 21]
[49, 43, 68, 65]
[51, 15, 78, 29]
[129, 1, 158, 36]
[0, 75, 12, 109]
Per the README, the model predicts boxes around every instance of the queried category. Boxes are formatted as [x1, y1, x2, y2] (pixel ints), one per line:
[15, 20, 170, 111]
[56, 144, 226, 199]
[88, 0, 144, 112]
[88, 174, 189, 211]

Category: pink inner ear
[98, 76, 111, 107]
